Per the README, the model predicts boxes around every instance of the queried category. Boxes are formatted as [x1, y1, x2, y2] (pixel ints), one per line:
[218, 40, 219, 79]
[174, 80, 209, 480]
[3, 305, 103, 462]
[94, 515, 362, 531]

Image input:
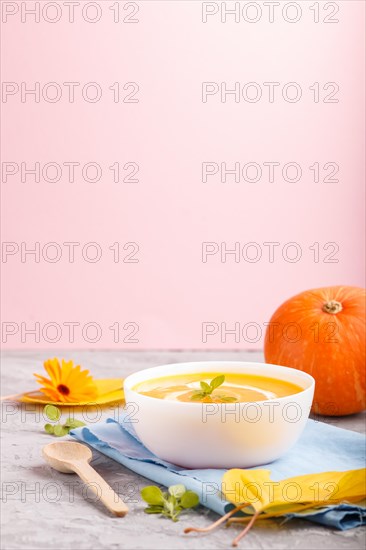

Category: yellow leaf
[222, 468, 366, 516]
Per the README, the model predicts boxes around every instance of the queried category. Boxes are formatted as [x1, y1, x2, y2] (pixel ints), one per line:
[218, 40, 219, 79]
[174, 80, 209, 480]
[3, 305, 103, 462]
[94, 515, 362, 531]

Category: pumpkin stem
[322, 300, 343, 315]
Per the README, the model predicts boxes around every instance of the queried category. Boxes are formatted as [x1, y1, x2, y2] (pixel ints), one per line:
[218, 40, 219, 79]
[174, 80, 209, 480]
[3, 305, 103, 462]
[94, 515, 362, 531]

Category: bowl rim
[123, 361, 315, 407]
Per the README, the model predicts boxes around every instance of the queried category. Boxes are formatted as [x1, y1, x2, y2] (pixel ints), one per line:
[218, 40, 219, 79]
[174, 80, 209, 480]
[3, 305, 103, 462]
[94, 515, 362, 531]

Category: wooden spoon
[42, 441, 128, 516]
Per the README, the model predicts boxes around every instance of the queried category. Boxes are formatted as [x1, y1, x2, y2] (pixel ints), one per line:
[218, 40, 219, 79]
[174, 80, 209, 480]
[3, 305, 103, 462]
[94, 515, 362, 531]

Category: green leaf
[72, 420, 86, 428]
[141, 486, 165, 506]
[210, 375, 225, 390]
[53, 424, 68, 437]
[145, 505, 164, 511]
[165, 495, 176, 512]
[44, 423, 54, 434]
[141, 484, 199, 521]
[180, 490, 200, 509]
[199, 381, 211, 393]
[219, 396, 238, 403]
[144, 506, 163, 514]
[64, 419, 86, 429]
[190, 392, 205, 401]
[44, 404, 61, 422]
[172, 507, 182, 521]
[168, 484, 186, 499]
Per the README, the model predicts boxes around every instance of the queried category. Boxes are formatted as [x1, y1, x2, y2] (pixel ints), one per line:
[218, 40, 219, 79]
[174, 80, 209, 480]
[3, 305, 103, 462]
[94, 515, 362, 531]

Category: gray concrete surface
[1, 351, 365, 549]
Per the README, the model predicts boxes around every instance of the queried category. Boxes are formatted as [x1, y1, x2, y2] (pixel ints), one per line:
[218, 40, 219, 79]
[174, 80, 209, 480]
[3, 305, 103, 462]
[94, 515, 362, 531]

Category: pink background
[1, 1, 365, 349]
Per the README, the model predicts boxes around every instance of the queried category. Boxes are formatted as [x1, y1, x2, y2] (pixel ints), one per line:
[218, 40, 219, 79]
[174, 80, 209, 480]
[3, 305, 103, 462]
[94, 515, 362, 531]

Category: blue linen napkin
[71, 415, 366, 530]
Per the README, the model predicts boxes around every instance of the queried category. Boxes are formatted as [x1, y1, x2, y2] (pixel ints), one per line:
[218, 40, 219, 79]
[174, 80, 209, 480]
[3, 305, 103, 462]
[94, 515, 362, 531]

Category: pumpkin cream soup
[133, 373, 302, 403]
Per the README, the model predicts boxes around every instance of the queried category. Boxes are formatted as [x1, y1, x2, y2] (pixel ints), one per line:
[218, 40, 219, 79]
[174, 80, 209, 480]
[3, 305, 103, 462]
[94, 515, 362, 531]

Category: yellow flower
[34, 358, 98, 403]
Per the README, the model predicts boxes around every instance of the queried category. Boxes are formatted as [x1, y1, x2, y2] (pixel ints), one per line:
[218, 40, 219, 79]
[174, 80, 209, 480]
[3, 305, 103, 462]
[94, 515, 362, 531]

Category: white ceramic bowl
[124, 361, 315, 469]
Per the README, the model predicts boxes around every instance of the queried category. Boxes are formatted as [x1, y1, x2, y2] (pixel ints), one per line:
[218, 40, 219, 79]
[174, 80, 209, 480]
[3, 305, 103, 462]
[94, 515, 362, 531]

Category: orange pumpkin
[264, 286, 366, 416]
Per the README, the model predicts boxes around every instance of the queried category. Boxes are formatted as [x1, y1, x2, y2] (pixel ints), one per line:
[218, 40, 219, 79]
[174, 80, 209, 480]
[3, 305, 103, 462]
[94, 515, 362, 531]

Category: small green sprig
[44, 404, 85, 436]
[140, 484, 199, 521]
[190, 375, 237, 403]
